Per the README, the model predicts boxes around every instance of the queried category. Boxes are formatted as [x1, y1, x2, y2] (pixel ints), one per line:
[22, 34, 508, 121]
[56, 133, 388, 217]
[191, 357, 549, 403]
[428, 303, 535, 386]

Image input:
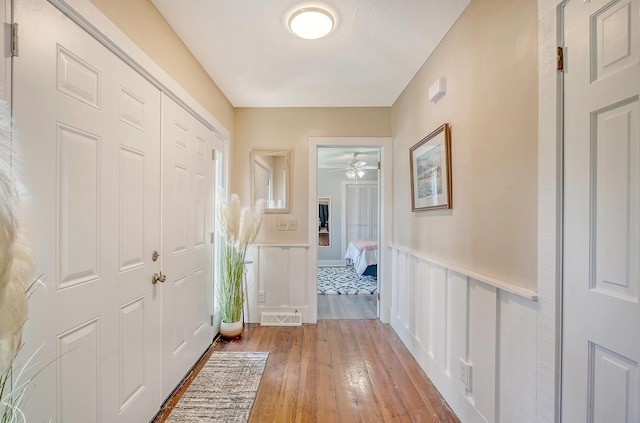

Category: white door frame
[308, 137, 392, 323]
[538, 1, 569, 421]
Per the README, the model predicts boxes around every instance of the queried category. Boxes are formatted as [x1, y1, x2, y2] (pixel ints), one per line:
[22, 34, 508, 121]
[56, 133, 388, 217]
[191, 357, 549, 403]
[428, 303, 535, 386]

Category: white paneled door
[563, 0, 640, 421]
[160, 95, 214, 399]
[14, 0, 162, 422]
[342, 181, 378, 251]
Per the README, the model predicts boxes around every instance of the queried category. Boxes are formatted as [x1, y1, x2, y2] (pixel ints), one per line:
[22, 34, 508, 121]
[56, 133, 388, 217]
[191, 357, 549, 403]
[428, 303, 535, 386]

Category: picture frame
[410, 123, 452, 211]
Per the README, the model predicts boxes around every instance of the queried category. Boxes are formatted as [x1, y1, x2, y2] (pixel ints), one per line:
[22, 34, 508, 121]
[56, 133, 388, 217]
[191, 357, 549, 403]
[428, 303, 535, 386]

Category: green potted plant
[216, 194, 265, 338]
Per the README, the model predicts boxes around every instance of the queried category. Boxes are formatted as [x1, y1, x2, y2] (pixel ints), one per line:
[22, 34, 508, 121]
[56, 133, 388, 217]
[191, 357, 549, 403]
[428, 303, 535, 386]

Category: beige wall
[391, 0, 538, 289]
[89, 0, 234, 132]
[234, 107, 391, 244]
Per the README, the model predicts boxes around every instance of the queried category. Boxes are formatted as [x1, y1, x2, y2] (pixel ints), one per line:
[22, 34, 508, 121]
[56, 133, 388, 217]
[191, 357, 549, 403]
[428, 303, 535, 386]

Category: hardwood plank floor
[317, 294, 377, 319]
[154, 320, 459, 423]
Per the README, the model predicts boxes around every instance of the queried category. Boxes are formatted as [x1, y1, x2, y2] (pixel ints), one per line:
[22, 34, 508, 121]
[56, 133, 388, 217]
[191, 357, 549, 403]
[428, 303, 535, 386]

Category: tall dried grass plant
[0, 95, 36, 422]
[216, 194, 265, 323]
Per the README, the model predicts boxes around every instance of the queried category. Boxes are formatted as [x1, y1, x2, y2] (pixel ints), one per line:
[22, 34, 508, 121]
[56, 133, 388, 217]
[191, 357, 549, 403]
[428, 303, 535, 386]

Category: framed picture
[410, 123, 452, 211]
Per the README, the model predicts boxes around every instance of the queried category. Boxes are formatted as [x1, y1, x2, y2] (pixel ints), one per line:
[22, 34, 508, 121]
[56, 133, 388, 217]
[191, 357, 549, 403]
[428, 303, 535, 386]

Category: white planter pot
[220, 320, 243, 339]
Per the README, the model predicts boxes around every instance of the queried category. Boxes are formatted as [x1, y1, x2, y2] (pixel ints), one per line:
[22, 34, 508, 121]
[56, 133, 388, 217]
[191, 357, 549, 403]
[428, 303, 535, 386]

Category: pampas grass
[0, 97, 33, 377]
[0, 94, 36, 422]
[216, 194, 265, 324]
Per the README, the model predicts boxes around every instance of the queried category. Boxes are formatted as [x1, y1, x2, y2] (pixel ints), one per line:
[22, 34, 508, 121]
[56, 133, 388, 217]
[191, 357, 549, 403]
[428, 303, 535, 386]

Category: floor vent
[260, 312, 302, 326]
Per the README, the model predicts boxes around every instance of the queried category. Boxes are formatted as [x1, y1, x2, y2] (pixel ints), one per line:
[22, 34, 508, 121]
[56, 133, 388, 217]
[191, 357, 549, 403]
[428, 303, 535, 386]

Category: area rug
[317, 266, 378, 295]
[166, 351, 268, 423]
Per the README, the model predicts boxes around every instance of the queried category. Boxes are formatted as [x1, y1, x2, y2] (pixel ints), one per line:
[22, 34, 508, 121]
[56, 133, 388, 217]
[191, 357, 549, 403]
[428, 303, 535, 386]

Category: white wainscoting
[244, 244, 310, 324]
[390, 245, 538, 423]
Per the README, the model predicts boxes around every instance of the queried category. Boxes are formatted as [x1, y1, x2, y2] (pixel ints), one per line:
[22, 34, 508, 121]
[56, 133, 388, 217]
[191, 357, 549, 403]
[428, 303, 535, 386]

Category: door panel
[161, 95, 214, 399]
[343, 182, 379, 249]
[562, 0, 640, 421]
[14, 1, 162, 421]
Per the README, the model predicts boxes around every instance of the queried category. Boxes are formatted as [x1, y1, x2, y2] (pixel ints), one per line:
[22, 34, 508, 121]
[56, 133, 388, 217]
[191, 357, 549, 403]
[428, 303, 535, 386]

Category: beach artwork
[410, 123, 452, 211]
[415, 144, 443, 200]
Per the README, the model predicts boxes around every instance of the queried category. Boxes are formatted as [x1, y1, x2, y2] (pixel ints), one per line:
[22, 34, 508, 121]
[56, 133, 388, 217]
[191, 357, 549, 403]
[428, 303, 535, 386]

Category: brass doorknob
[152, 271, 166, 284]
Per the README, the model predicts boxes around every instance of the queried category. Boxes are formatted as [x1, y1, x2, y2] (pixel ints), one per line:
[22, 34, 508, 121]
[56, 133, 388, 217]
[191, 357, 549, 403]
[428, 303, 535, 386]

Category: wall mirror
[318, 197, 331, 247]
[250, 150, 290, 213]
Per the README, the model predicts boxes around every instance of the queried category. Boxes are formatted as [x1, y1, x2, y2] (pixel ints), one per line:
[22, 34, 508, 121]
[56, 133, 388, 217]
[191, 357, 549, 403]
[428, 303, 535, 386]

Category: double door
[13, 0, 215, 421]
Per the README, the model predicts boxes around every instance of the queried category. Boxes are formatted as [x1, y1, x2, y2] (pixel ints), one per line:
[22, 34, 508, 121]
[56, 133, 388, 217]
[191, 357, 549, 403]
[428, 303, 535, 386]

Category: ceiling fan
[327, 152, 370, 179]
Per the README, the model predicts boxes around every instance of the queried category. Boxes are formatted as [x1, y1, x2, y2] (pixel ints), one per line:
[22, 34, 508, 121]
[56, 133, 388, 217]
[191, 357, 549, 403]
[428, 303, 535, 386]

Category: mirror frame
[318, 197, 331, 247]
[250, 149, 291, 214]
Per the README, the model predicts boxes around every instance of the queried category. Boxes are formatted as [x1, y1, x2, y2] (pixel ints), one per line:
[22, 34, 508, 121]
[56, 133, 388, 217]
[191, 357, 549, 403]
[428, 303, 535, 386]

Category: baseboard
[318, 260, 345, 267]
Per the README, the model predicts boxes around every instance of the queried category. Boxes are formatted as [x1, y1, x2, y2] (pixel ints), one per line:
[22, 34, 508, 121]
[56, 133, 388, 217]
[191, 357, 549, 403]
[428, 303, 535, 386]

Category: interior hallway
[155, 320, 459, 423]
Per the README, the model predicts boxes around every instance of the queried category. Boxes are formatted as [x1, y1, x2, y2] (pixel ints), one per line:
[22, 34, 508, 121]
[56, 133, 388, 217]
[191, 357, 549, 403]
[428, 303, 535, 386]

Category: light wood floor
[318, 294, 377, 319]
[154, 320, 459, 423]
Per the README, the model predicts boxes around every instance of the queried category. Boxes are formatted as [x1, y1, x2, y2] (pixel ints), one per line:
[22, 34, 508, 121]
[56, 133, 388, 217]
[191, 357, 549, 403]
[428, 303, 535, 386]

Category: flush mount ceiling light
[289, 7, 334, 40]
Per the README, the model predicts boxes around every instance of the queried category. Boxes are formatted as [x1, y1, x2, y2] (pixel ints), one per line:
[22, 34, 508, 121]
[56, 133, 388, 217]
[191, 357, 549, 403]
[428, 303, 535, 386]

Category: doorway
[308, 137, 392, 323]
[317, 148, 380, 319]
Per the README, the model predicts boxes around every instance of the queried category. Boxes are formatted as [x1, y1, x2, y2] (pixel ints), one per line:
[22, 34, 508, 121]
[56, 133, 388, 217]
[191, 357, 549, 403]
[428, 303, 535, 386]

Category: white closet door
[161, 94, 214, 399]
[343, 181, 378, 251]
[14, 0, 162, 422]
[562, 0, 640, 420]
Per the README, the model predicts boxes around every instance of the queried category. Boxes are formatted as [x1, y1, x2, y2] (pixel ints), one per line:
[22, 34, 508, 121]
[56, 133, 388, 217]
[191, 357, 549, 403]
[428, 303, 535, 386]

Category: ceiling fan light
[357, 169, 366, 178]
[289, 8, 334, 40]
[346, 169, 356, 179]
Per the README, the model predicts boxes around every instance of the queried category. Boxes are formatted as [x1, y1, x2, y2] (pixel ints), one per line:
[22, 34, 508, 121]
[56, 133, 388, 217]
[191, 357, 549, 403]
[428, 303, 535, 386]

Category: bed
[344, 239, 378, 276]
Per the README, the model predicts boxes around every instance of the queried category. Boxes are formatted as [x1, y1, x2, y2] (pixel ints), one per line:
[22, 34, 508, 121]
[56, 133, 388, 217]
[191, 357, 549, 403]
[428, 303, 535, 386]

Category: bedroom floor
[317, 266, 378, 295]
[318, 294, 377, 319]
[317, 266, 378, 319]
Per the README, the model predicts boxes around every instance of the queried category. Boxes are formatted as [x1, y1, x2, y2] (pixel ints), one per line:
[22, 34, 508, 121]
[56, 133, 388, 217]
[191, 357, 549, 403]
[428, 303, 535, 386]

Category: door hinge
[557, 46, 564, 72]
[10, 23, 19, 57]
[377, 161, 381, 170]
[211, 149, 216, 160]
[210, 232, 215, 244]
[210, 315, 214, 326]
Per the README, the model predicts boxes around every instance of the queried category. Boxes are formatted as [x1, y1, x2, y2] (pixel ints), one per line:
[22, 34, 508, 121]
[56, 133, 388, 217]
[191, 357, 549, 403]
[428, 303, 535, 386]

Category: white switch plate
[258, 290, 265, 303]
[277, 218, 297, 231]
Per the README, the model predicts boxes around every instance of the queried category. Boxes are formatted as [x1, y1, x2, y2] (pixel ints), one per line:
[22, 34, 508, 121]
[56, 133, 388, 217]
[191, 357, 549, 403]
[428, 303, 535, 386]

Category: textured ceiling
[150, 0, 470, 107]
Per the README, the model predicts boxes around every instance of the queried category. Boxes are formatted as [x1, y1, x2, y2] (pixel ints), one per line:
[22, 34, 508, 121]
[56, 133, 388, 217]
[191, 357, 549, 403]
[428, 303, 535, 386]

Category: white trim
[253, 243, 310, 248]
[538, 0, 564, 421]
[309, 137, 392, 323]
[390, 244, 538, 300]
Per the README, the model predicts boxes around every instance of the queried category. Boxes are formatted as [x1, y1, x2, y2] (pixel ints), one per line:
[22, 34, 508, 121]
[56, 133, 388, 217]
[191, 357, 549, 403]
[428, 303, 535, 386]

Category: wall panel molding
[245, 244, 310, 323]
[390, 245, 537, 423]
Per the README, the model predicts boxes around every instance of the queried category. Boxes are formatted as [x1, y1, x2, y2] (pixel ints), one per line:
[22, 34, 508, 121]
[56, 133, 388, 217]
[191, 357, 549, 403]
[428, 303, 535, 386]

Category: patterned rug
[166, 351, 268, 423]
[317, 266, 378, 295]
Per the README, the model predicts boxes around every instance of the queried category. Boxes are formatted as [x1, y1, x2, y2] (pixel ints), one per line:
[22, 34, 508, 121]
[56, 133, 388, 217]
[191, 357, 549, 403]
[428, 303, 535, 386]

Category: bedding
[344, 239, 378, 276]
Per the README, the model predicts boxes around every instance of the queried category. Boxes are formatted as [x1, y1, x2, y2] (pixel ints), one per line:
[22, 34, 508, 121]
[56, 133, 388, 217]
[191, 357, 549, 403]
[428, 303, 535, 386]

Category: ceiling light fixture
[289, 7, 334, 40]
[346, 168, 366, 179]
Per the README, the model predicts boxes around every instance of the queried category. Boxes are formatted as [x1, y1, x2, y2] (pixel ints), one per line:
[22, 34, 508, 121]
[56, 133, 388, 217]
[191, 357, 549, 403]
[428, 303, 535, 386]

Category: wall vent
[260, 312, 302, 326]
